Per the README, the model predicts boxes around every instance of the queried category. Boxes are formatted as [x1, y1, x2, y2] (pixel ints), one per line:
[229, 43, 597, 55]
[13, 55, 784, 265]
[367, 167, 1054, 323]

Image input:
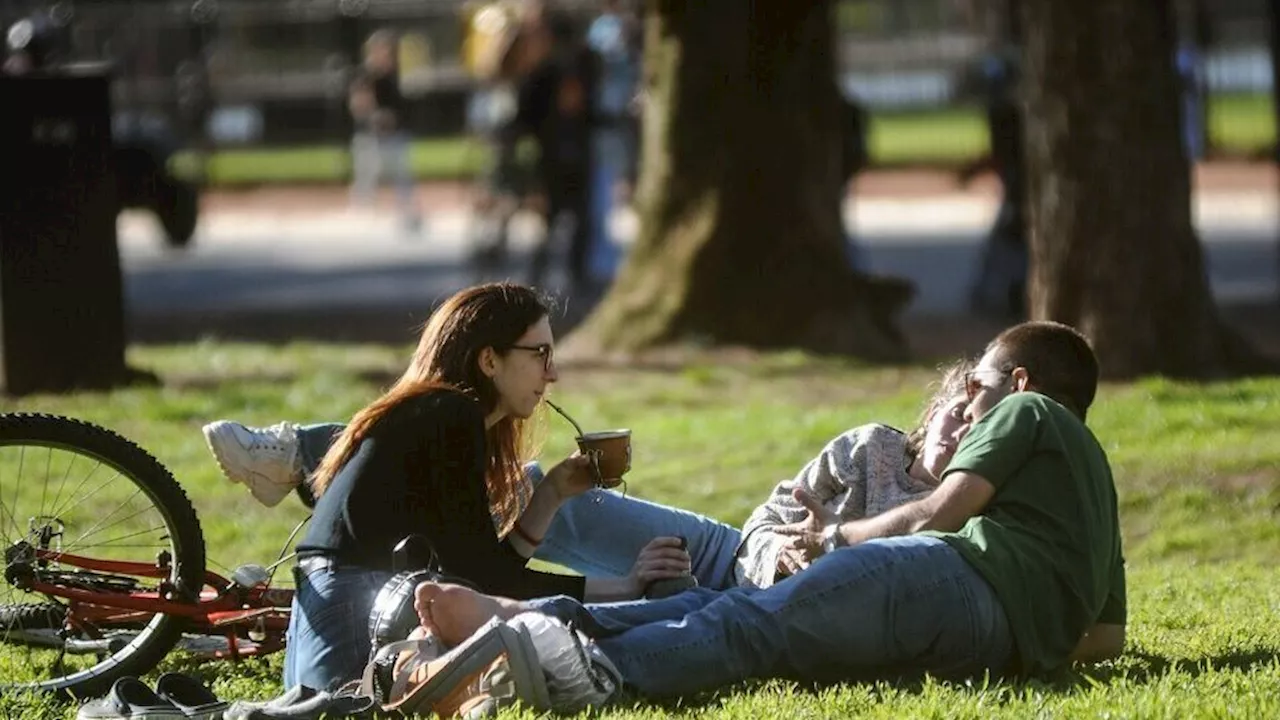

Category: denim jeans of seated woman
[528, 535, 1014, 699]
[284, 564, 393, 691]
[295, 424, 744, 590]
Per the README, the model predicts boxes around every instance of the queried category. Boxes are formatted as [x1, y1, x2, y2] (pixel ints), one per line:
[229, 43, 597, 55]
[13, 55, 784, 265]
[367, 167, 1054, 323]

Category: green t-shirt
[925, 392, 1126, 677]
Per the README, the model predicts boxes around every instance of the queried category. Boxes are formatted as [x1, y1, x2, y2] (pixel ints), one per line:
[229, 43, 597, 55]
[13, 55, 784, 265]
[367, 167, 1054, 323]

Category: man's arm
[1069, 623, 1125, 663]
[836, 470, 995, 546]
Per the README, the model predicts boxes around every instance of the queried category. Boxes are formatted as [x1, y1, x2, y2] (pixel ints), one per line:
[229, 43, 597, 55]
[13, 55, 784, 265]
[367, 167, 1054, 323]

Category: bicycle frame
[16, 547, 293, 661]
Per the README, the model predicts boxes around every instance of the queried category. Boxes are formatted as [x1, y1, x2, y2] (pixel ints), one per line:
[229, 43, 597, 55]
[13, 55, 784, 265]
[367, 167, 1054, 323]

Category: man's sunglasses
[964, 368, 1011, 400]
[508, 343, 555, 371]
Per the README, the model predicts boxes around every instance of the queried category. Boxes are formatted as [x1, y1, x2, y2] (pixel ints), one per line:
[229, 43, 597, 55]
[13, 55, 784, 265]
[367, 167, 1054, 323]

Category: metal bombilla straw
[543, 399, 618, 499]
[544, 398, 586, 437]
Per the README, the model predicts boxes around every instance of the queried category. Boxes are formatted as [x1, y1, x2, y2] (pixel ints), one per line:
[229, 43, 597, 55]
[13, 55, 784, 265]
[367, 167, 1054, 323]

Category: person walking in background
[349, 29, 423, 235]
[512, 6, 599, 295]
[839, 94, 871, 272]
[957, 46, 1027, 319]
[461, 1, 529, 273]
[584, 0, 642, 290]
[1175, 43, 1205, 163]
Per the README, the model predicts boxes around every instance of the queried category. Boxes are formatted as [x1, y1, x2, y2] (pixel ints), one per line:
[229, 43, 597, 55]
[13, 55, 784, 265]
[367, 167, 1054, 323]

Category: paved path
[118, 182, 1280, 343]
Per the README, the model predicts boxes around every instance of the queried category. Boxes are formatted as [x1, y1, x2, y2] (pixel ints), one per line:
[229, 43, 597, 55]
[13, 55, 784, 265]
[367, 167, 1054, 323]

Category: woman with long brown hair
[278, 282, 689, 692]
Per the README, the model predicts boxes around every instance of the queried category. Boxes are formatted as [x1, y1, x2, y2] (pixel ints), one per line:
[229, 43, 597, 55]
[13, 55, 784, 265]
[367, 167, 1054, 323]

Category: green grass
[1, 342, 1278, 717]
[172, 136, 490, 186]
[868, 106, 991, 165]
[177, 93, 1277, 187]
[868, 93, 1277, 167]
[1208, 93, 1277, 155]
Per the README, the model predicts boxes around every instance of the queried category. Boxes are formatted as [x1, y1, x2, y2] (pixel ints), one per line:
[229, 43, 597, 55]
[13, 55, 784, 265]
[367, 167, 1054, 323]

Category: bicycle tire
[0, 413, 206, 700]
[0, 603, 66, 634]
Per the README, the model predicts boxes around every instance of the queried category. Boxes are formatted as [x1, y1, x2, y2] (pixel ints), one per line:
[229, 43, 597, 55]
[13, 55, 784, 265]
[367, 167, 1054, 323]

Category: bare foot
[413, 581, 521, 646]
[413, 581, 447, 638]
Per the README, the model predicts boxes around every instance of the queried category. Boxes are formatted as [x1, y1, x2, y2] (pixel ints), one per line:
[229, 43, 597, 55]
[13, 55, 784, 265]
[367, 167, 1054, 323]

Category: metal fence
[0, 0, 500, 146]
[833, 0, 1276, 160]
[2, 0, 1274, 161]
[838, 0, 1274, 104]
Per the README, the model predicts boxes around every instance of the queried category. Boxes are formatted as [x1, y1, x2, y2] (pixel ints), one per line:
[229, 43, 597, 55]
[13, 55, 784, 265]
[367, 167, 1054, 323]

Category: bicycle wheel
[0, 413, 206, 699]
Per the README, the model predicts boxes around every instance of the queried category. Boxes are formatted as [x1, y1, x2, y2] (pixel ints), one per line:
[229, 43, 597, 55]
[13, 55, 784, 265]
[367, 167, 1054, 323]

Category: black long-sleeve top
[506, 47, 601, 184]
[295, 389, 585, 601]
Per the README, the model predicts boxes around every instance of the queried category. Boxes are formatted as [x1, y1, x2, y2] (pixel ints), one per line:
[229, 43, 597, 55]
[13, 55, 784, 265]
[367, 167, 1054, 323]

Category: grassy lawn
[178, 94, 1277, 187]
[1, 343, 1278, 717]
[176, 137, 489, 187]
[870, 93, 1278, 166]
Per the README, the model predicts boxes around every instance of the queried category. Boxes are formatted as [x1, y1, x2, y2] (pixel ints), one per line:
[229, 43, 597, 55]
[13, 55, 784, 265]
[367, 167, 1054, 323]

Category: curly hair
[903, 357, 974, 466]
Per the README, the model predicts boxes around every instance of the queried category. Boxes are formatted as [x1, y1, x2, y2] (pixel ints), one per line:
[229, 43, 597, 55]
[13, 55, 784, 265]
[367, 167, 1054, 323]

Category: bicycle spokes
[0, 415, 205, 697]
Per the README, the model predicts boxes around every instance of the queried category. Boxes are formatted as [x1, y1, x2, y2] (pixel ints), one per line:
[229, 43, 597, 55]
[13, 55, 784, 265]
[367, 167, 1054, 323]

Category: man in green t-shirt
[926, 326, 1125, 676]
[388, 321, 1126, 705]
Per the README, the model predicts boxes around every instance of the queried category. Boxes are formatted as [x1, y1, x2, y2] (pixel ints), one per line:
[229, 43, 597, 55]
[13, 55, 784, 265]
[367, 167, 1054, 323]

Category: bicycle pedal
[230, 563, 270, 588]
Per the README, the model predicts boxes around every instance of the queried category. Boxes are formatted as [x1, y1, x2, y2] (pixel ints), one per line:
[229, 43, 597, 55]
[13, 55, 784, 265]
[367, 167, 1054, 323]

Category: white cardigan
[734, 424, 939, 589]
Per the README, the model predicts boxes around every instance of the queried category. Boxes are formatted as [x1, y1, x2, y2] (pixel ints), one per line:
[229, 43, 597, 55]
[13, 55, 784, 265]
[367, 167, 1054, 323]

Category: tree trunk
[1020, 0, 1271, 378]
[565, 0, 912, 361]
[1269, 0, 1280, 304]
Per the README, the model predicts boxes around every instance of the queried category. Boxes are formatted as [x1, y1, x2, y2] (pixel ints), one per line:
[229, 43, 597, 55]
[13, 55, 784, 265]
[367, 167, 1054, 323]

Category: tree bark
[1020, 0, 1272, 378]
[565, 0, 912, 361]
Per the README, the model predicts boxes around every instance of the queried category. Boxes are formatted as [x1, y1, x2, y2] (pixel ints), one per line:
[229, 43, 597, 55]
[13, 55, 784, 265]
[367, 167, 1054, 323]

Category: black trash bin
[0, 63, 132, 396]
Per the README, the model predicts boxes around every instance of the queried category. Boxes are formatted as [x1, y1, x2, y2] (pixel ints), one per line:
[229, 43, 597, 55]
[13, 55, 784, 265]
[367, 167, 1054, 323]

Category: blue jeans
[530, 536, 1013, 698]
[284, 564, 393, 691]
[296, 424, 743, 590]
[586, 128, 631, 284]
[350, 130, 419, 221]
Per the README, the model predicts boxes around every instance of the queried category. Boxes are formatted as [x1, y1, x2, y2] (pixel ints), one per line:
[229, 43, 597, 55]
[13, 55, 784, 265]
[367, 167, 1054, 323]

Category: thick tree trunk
[1020, 0, 1271, 378]
[565, 0, 912, 361]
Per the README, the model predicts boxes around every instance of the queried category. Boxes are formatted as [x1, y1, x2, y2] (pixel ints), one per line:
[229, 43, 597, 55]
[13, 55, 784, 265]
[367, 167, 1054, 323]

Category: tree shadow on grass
[165, 366, 404, 392]
[1073, 648, 1280, 686]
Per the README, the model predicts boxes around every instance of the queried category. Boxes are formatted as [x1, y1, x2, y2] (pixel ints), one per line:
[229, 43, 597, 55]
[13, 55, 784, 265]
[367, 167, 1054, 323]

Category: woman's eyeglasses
[508, 343, 554, 371]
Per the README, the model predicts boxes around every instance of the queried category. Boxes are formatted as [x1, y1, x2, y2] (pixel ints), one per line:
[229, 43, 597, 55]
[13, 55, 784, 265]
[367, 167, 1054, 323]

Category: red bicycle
[0, 413, 300, 700]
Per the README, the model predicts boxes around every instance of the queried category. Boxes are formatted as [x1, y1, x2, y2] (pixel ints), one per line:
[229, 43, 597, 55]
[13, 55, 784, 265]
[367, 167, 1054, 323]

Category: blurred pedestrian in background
[839, 94, 871, 272]
[957, 45, 1027, 319]
[462, 0, 529, 272]
[584, 0, 642, 289]
[513, 4, 599, 294]
[349, 29, 423, 235]
[1175, 43, 1205, 163]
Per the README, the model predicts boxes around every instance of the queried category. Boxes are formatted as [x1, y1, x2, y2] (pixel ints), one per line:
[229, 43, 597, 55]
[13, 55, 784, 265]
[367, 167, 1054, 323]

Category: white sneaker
[507, 612, 620, 714]
[201, 421, 302, 507]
